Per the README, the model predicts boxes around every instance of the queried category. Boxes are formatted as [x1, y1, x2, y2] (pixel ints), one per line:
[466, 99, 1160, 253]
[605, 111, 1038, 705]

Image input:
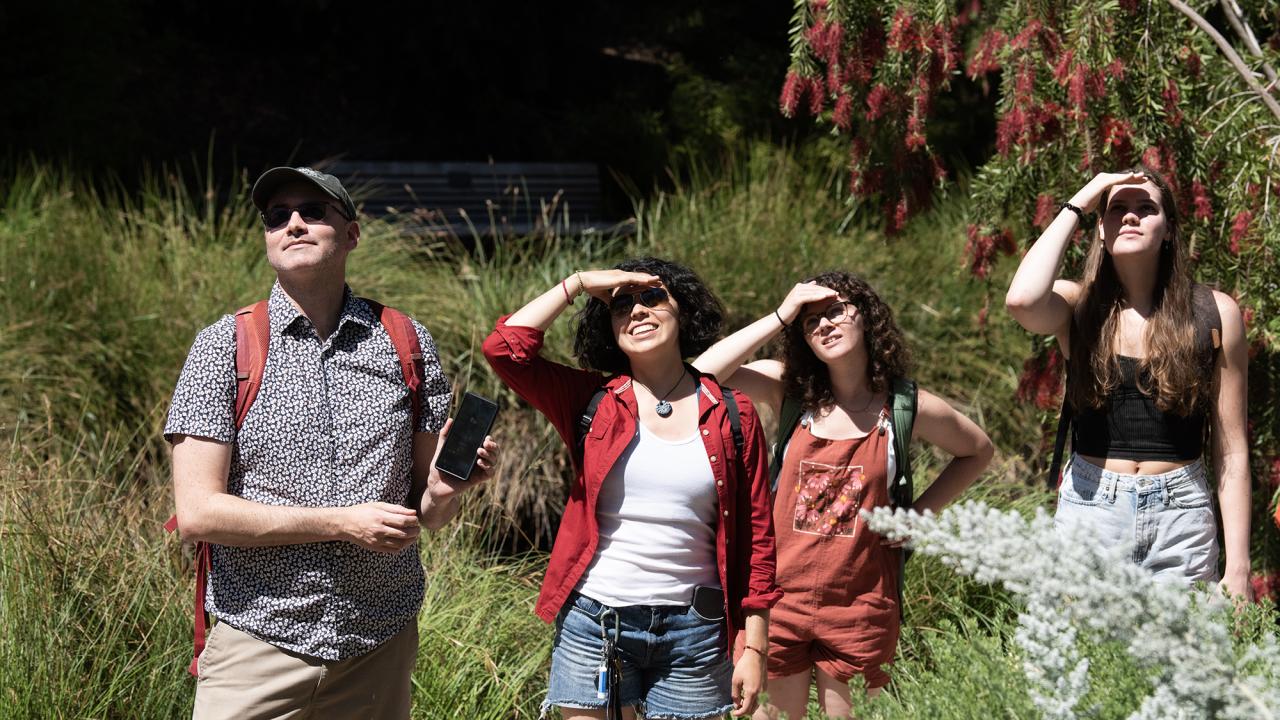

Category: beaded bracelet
[1059, 202, 1086, 223]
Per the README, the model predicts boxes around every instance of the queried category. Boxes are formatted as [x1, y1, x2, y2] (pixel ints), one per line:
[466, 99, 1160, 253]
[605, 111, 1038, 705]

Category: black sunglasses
[608, 287, 670, 316]
[260, 202, 350, 229]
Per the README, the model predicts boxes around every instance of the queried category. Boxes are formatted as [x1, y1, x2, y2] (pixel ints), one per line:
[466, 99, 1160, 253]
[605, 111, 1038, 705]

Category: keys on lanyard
[597, 609, 622, 718]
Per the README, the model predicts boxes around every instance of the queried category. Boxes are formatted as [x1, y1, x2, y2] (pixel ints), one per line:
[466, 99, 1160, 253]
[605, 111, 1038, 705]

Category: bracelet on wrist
[1059, 202, 1086, 223]
[561, 277, 574, 305]
[774, 309, 789, 330]
[743, 644, 765, 657]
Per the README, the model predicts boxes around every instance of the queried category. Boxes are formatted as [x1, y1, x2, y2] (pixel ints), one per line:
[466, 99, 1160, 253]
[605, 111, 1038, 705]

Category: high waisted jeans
[1055, 454, 1220, 584]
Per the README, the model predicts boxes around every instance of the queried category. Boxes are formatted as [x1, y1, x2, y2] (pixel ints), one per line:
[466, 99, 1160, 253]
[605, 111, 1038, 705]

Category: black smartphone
[435, 392, 500, 482]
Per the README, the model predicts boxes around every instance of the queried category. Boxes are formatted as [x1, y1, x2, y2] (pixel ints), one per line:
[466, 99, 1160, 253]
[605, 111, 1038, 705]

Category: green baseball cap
[251, 166, 357, 220]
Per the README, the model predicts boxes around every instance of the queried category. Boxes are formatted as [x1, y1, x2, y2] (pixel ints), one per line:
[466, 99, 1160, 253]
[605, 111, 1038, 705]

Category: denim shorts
[1055, 455, 1220, 584]
[542, 592, 733, 720]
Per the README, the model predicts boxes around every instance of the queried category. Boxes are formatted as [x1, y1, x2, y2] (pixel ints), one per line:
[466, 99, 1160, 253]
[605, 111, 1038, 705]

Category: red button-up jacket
[483, 316, 782, 644]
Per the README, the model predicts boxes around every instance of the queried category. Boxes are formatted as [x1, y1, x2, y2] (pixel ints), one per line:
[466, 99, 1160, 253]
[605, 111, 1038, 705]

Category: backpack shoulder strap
[888, 377, 917, 508]
[720, 386, 745, 460]
[769, 394, 805, 492]
[1047, 385, 1074, 492]
[364, 299, 425, 431]
[575, 387, 609, 457]
[233, 301, 271, 429]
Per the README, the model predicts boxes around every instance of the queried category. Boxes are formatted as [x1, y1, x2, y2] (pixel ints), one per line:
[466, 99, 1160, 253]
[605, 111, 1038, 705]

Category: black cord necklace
[641, 368, 687, 418]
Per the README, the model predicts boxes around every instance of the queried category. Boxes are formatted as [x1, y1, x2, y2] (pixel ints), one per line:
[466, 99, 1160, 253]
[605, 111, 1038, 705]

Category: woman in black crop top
[1005, 165, 1252, 600]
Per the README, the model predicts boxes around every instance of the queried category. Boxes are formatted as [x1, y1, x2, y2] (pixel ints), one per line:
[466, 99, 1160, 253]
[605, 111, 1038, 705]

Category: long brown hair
[1067, 165, 1208, 415]
[782, 271, 912, 411]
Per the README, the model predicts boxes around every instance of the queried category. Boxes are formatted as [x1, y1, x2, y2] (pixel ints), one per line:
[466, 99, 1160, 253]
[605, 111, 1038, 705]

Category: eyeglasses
[260, 202, 350, 229]
[608, 287, 671, 317]
[801, 301, 852, 334]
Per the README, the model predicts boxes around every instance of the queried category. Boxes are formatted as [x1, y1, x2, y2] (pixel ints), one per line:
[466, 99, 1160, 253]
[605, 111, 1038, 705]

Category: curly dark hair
[572, 257, 725, 374]
[781, 270, 912, 410]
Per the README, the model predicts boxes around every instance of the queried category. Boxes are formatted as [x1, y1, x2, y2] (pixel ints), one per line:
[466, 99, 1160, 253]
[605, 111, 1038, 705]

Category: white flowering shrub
[863, 502, 1280, 720]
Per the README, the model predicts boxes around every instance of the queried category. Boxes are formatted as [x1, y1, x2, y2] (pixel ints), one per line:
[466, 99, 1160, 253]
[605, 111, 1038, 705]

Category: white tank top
[577, 420, 720, 606]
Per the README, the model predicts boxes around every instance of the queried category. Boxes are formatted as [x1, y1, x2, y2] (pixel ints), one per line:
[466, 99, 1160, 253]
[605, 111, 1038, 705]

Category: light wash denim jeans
[1055, 454, 1220, 584]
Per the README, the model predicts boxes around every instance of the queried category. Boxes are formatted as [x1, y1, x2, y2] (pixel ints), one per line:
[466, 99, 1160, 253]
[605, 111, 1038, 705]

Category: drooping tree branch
[1167, 0, 1280, 123]
[1219, 0, 1279, 85]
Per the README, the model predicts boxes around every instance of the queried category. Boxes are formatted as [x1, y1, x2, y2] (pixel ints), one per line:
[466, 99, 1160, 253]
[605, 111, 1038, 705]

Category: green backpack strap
[769, 394, 805, 492]
[889, 377, 918, 509]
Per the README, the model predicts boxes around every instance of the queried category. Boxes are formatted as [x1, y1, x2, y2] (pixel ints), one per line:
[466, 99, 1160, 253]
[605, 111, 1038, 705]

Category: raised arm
[693, 282, 837, 412]
[1005, 172, 1144, 342]
[505, 269, 661, 330]
[1209, 290, 1253, 600]
[907, 389, 995, 515]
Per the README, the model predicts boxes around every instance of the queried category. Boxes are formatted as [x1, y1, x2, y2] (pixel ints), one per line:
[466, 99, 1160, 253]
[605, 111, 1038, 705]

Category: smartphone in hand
[434, 392, 500, 481]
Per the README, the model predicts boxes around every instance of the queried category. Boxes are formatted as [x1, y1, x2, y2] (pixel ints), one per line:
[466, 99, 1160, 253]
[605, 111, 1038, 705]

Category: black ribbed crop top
[1071, 356, 1206, 462]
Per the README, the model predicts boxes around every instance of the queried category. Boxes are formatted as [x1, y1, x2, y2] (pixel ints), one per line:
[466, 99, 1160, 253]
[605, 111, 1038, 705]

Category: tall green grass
[5, 145, 1235, 719]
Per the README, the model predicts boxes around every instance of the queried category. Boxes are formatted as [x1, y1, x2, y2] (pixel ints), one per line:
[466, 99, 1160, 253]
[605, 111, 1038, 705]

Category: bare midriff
[1078, 454, 1196, 476]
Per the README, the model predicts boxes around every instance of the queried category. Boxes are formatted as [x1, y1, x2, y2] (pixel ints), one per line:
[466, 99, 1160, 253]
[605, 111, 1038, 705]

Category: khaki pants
[192, 620, 417, 720]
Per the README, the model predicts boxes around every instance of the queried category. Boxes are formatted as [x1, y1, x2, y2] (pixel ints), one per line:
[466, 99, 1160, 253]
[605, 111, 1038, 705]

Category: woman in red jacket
[482, 257, 781, 720]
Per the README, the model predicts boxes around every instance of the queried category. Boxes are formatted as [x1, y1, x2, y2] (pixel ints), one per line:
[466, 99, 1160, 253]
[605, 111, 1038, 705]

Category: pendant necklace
[647, 368, 687, 418]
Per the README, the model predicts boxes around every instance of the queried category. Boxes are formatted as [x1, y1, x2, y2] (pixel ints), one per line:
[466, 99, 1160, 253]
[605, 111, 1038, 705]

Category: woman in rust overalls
[694, 270, 993, 719]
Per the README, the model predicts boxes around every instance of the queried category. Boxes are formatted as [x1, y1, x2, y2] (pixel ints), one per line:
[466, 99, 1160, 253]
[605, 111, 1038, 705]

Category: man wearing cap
[165, 167, 495, 719]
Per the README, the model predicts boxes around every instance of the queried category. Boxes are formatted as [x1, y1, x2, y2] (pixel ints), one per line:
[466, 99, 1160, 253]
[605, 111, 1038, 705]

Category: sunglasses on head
[260, 202, 350, 229]
[608, 287, 670, 317]
[801, 301, 852, 334]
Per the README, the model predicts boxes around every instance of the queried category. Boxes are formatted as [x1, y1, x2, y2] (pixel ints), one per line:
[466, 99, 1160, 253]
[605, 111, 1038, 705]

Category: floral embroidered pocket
[794, 460, 865, 536]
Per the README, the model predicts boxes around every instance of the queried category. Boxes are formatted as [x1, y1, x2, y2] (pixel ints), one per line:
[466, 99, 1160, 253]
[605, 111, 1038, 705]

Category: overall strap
[769, 395, 805, 492]
[363, 300, 424, 430]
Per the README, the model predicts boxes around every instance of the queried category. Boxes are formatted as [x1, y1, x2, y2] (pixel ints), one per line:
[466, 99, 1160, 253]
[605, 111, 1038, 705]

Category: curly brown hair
[781, 270, 912, 410]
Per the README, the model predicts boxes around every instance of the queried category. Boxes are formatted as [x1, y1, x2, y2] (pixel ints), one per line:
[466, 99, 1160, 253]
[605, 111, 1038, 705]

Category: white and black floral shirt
[164, 282, 450, 660]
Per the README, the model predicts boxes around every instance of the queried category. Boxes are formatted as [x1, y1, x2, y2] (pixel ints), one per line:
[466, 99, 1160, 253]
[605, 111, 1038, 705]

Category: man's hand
[730, 647, 767, 717]
[426, 418, 501, 505]
[338, 502, 421, 553]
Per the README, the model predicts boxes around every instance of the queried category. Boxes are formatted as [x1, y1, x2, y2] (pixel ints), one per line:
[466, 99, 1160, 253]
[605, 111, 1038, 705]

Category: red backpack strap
[364, 299, 424, 430]
[166, 300, 271, 676]
[233, 301, 271, 429]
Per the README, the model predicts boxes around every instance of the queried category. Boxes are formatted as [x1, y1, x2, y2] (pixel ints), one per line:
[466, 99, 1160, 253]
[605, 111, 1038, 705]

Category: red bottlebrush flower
[1191, 181, 1212, 221]
[1251, 571, 1280, 602]
[1179, 45, 1202, 77]
[1241, 306, 1254, 330]
[827, 61, 844, 95]
[1246, 182, 1262, 198]
[996, 106, 1027, 157]
[905, 112, 927, 151]
[1141, 146, 1166, 173]
[1033, 194, 1056, 228]
[892, 197, 910, 233]
[1119, 0, 1139, 12]
[1162, 78, 1183, 126]
[833, 93, 854, 131]
[865, 84, 891, 121]
[931, 155, 947, 183]
[1052, 50, 1074, 83]
[888, 8, 917, 53]
[967, 28, 1007, 77]
[1099, 116, 1133, 159]
[1014, 63, 1035, 98]
[780, 71, 803, 117]
[995, 228, 1017, 255]
[1229, 210, 1252, 254]
[806, 76, 826, 115]
[1016, 347, 1065, 409]
[1011, 20, 1042, 50]
[1107, 59, 1127, 82]
[1068, 64, 1087, 113]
